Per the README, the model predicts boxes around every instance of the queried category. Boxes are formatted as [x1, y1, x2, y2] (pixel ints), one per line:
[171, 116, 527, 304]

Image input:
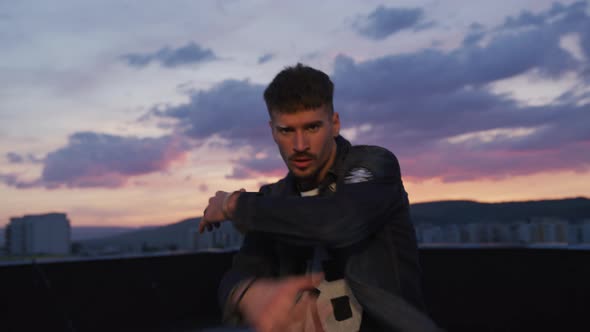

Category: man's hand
[199, 189, 243, 233]
[238, 273, 328, 332]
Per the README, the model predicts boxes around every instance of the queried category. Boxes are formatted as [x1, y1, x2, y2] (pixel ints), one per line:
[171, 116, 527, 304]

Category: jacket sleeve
[232, 147, 409, 248]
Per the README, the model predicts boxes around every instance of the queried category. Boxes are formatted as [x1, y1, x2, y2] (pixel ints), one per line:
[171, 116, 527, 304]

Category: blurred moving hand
[239, 273, 328, 332]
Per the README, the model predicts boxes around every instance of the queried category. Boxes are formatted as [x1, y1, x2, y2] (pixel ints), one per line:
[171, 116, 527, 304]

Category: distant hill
[0, 226, 149, 246]
[410, 197, 590, 225]
[71, 226, 147, 241]
[78, 217, 201, 252]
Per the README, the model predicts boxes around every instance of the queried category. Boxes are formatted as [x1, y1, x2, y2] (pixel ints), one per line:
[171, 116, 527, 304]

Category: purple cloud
[122, 42, 218, 68]
[154, 79, 271, 147]
[353, 6, 431, 40]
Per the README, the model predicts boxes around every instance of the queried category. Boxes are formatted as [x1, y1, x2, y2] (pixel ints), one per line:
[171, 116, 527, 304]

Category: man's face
[270, 105, 340, 181]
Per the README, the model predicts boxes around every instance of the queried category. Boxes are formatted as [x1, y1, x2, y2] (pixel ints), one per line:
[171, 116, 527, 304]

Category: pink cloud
[2, 132, 190, 189]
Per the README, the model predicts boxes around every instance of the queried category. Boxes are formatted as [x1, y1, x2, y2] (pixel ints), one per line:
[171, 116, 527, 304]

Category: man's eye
[307, 125, 320, 132]
[279, 128, 292, 134]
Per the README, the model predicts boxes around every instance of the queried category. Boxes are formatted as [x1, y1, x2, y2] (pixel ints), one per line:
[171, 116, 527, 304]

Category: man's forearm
[232, 180, 408, 247]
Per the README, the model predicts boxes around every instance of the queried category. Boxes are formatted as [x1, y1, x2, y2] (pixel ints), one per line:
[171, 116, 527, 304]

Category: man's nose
[293, 131, 309, 152]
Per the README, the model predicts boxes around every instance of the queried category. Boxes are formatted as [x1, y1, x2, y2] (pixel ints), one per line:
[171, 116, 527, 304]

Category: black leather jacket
[218, 136, 439, 331]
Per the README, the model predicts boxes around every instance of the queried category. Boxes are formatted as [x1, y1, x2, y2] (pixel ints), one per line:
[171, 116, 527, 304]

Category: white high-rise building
[490, 224, 512, 243]
[419, 225, 442, 244]
[568, 224, 580, 244]
[7, 213, 71, 255]
[479, 223, 495, 243]
[534, 218, 568, 243]
[462, 223, 481, 243]
[442, 224, 461, 243]
[514, 223, 534, 244]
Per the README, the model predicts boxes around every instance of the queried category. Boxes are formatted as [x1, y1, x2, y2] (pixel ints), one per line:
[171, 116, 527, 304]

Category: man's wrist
[222, 190, 241, 220]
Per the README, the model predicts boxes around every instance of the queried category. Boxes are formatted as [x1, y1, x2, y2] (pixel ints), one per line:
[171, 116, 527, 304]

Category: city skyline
[1, 0, 590, 227]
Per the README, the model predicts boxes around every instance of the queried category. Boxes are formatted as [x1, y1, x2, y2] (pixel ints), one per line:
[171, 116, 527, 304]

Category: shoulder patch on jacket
[342, 145, 401, 181]
[344, 167, 374, 184]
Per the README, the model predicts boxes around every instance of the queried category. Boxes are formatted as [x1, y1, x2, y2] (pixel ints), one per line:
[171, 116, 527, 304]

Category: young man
[200, 64, 438, 332]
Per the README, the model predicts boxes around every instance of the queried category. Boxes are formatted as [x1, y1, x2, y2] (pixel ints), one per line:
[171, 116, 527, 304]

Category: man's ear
[332, 112, 341, 137]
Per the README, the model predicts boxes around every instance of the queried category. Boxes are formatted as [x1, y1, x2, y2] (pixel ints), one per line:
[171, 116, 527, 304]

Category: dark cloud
[500, 1, 588, 30]
[258, 53, 274, 64]
[0, 173, 41, 189]
[154, 79, 270, 146]
[353, 6, 430, 40]
[2, 132, 191, 189]
[121, 42, 218, 68]
[462, 23, 486, 46]
[501, 9, 549, 29]
[334, 23, 576, 105]
[6, 152, 23, 163]
[5, 152, 44, 164]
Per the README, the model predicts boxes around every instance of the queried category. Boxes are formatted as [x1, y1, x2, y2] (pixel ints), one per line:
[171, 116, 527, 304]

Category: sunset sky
[1, 0, 589, 227]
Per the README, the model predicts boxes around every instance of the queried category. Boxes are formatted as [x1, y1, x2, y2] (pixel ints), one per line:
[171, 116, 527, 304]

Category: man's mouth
[291, 158, 313, 169]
